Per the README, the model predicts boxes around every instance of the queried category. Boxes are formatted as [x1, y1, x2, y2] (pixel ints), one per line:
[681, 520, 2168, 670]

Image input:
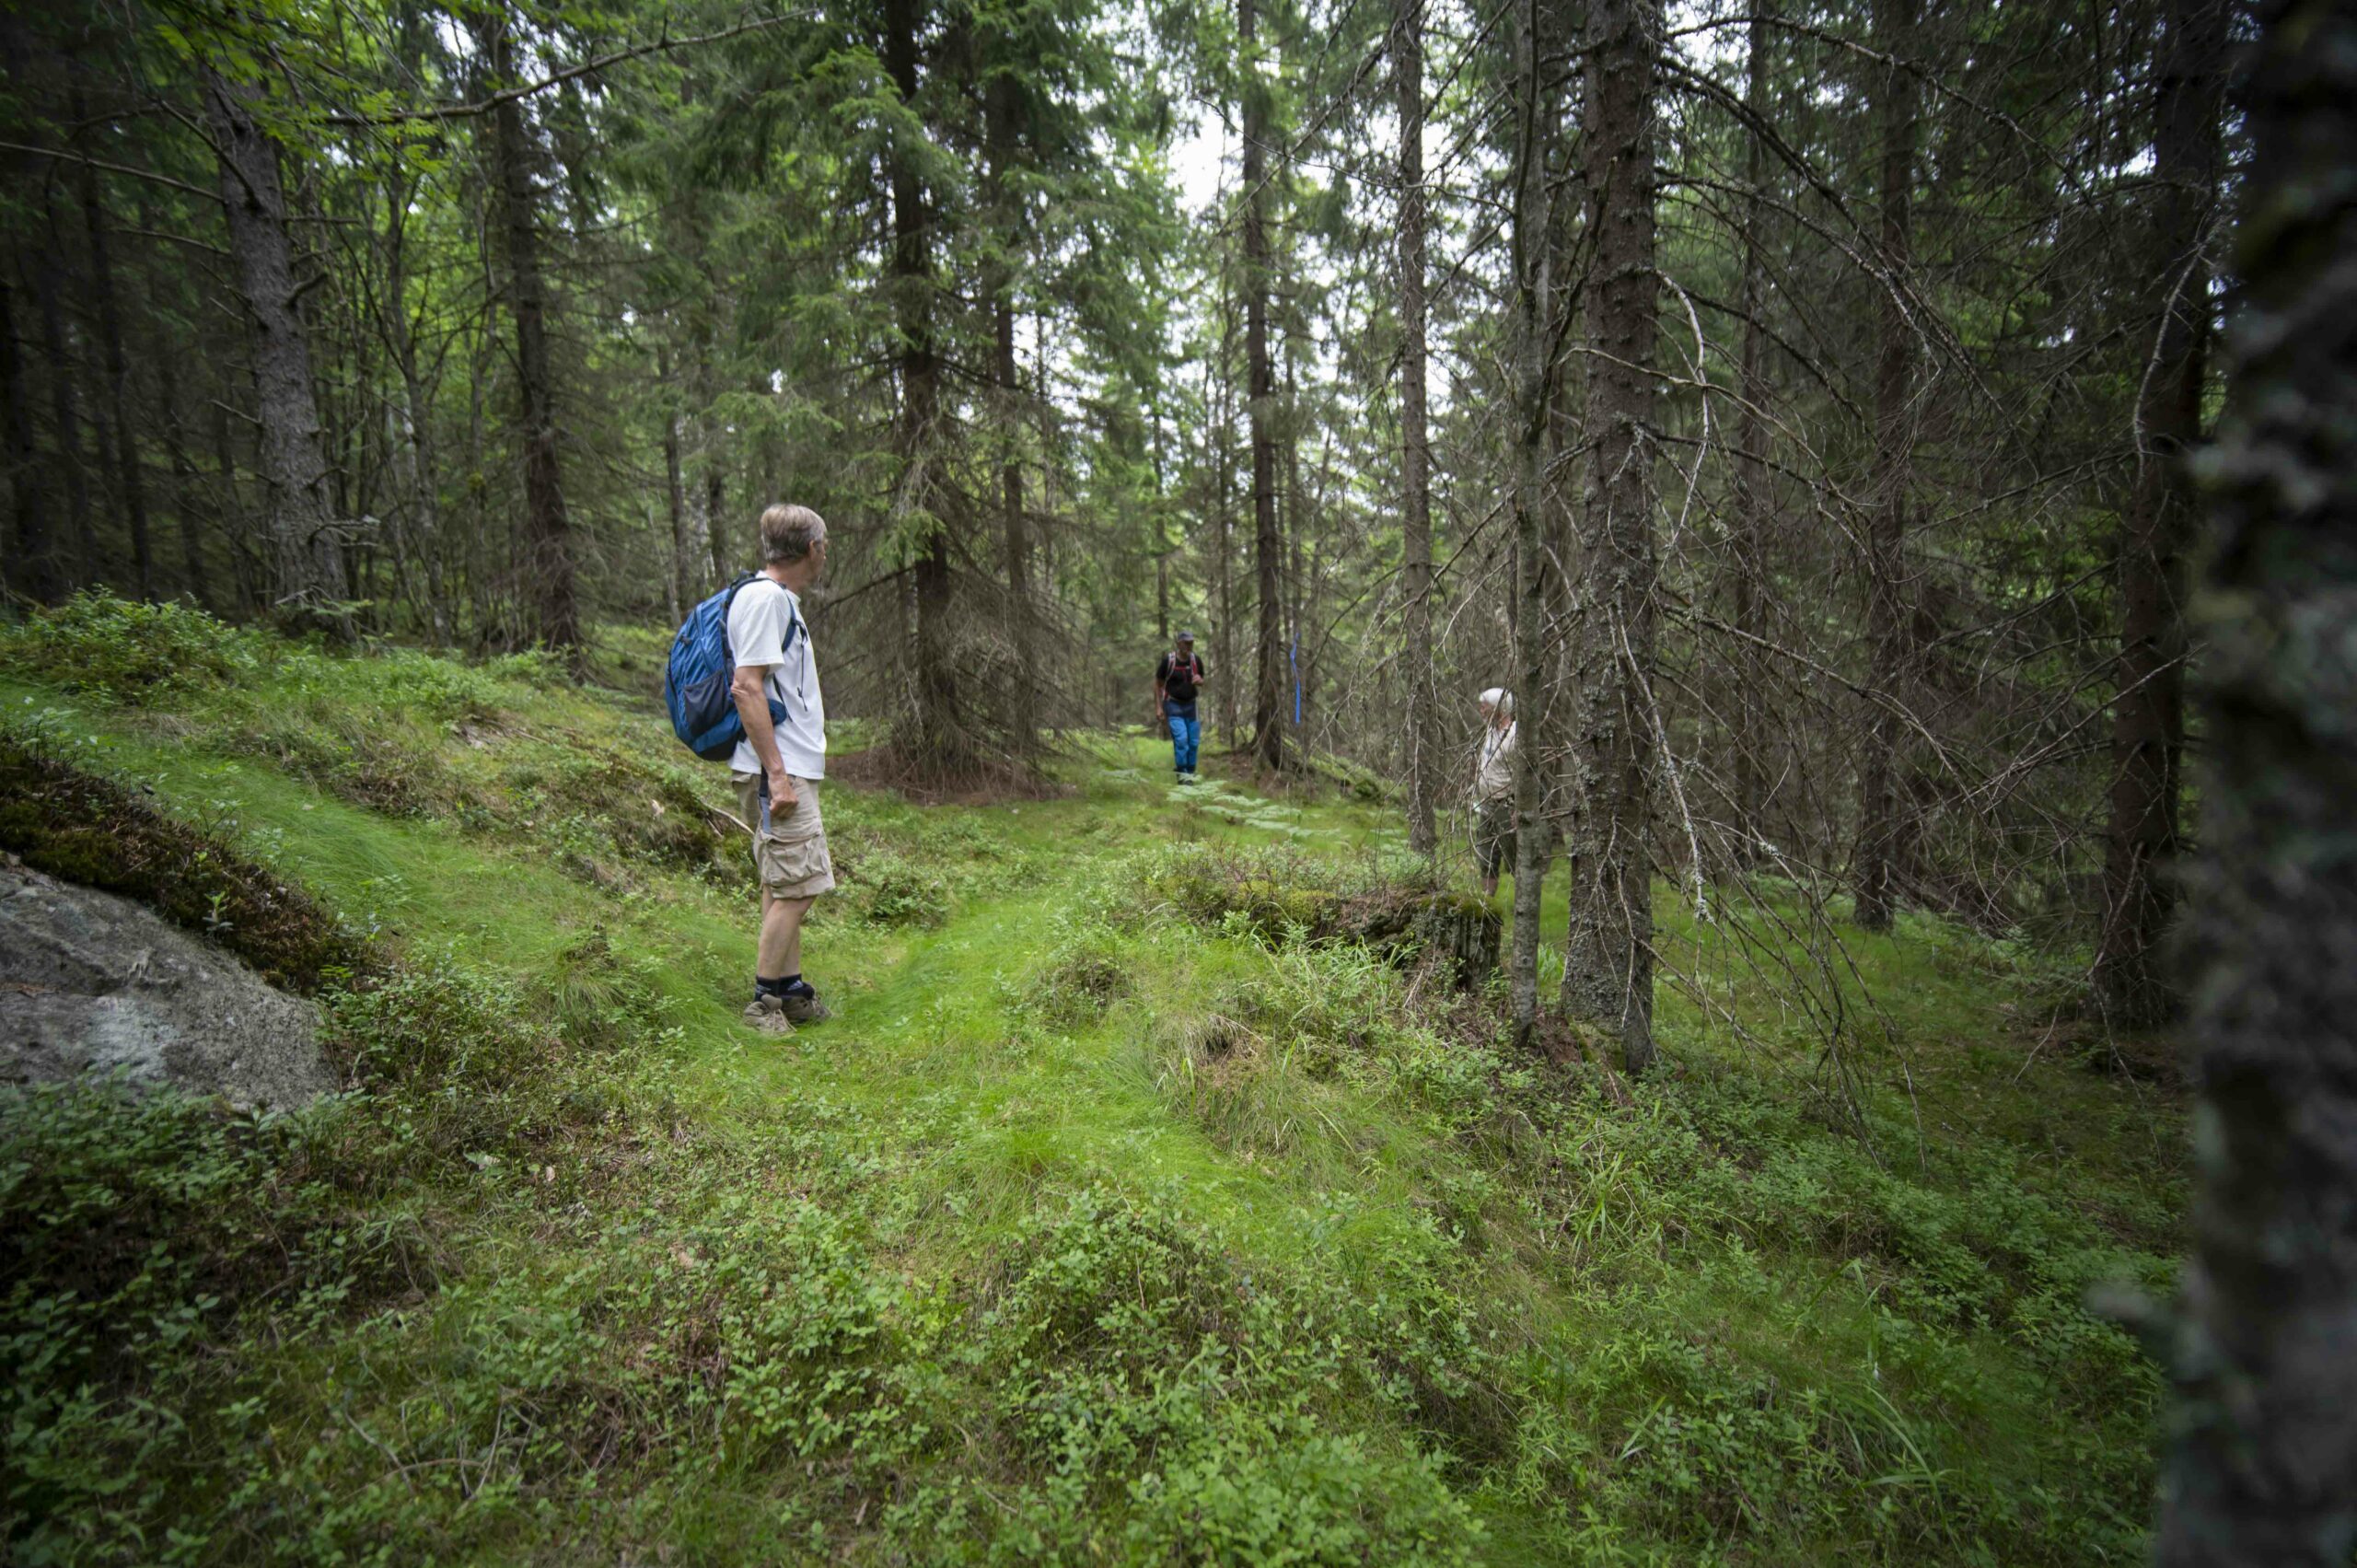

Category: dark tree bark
[1852, 0, 1916, 933]
[1397, 0, 1438, 854]
[209, 390, 258, 615]
[1291, 349, 1310, 736]
[372, 161, 448, 644]
[998, 303, 1038, 741]
[1213, 278, 1239, 748]
[1156, 517, 1170, 640]
[2154, 0, 2357, 1556]
[1242, 0, 1284, 772]
[987, 74, 1038, 749]
[1559, 0, 1664, 1072]
[160, 380, 210, 612]
[704, 461, 726, 583]
[1728, 6, 1773, 861]
[377, 5, 445, 640]
[473, 13, 579, 652]
[2, 275, 61, 603]
[658, 343, 690, 621]
[147, 299, 209, 612]
[2091, 0, 2226, 1029]
[202, 69, 350, 635]
[31, 228, 94, 587]
[1504, 0, 1560, 1046]
[675, 180, 727, 589]
[387, 332, 447, 643]
[73, 108, 151, 600]
[884, 0, 966, 773]
[133, 196, 212, 612]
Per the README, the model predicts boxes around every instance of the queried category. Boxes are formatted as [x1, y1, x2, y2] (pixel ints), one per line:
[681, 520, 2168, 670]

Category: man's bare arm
[732, 665, 797, 807]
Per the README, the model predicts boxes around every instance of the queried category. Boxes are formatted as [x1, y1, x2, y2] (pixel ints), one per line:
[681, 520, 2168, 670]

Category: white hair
[1478, 687, 1512, 719]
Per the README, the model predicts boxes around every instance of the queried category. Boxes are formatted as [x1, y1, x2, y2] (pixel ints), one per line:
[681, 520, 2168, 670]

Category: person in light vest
[1155, 631, 1209, 782]
[1472, 688, 1516, 899]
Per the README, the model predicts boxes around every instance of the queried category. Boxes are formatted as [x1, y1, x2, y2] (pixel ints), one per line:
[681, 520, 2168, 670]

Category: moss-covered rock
[0, 739, 368, 993]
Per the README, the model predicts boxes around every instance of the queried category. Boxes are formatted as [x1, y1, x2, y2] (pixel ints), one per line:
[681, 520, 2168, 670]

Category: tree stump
[1331, 888, 1501, 992]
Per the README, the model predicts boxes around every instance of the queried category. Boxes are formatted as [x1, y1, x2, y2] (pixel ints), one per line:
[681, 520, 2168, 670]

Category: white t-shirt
[1474, 721, 1516, 802]
[727, 576, 826, 779]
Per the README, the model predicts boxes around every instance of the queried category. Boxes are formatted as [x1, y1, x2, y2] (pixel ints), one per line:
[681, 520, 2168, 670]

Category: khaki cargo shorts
[1474, 796, 1557, 877]
[1473, 796, 1516, 878]
[734, 772, 837, 900]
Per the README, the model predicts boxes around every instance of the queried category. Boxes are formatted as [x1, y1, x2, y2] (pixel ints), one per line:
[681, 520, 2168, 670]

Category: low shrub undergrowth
[0, 749, 686, 1562]
[0, 592, 270, 699]
[0, 616, 2182, 1566]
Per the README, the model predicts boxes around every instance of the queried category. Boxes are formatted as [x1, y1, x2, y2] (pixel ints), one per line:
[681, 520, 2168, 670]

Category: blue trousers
[1166, 704, 1200, 773]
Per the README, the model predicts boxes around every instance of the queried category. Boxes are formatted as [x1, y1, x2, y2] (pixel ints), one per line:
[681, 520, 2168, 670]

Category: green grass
[0, 598, 2184, 1566]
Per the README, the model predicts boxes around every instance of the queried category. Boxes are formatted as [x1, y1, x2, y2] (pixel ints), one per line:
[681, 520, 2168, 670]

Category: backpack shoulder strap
[716, 572, 761, 659]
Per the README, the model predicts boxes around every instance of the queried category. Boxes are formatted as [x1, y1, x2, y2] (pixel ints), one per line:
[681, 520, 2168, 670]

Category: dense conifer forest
[3, 0, 2353, 1559]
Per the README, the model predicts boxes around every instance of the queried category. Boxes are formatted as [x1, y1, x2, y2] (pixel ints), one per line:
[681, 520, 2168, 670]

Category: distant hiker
[731, 504, 836, 1033]
[1472, 688, 1515, 900]
[1156, 631, 1208, 781]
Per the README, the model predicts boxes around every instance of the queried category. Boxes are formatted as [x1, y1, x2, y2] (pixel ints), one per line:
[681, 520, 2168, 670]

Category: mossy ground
[0, 598, 2184, 1565]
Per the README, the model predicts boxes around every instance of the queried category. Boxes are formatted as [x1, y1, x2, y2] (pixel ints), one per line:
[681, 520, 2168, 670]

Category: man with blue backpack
[664, 503, 836, 1035]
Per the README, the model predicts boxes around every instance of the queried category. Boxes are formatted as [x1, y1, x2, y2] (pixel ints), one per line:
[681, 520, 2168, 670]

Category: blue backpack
[664, 573, 801, 762]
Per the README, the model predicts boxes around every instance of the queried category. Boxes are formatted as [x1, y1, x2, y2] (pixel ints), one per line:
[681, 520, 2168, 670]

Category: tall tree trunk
[659, 344, 691, 619]
[1851, 0, 1916, 933]
[461, 332, 492, 633]
[150, 320, 209, 613]
[1505, 0, 1560, 1047]
[393, 362, 447, 641]
[134, 197, 212, 612]
[703, 462, 726, 580]
[379, 6, 445, 640]
[680, 190, 728, 588]
[1284, 354, 1304, 737]
[987, 78, 1037, 749]
[1729, 6, 1773, 862]
[1242, 0, 1284, 772]
[1155, 528, 1169, 640]
[375, 166, 448, 645]
[209, 391, 258, 615]
[2092, 0, 2225, 1028]
[2, 275, 60, 603]
[2154, 0, 2357, 1554]
[474, 14, 579, 652]
[1000, 301, 1035, 738]
[31, 230, 94, 588]
[1154, 401, 1169, 645]
[1560, 0, 1663, 1072]
[73, 113, 151, 600]
[202, 69, 350, 635]
[1213, 295, 1238, 749]
[884, 0, 962, 772]
[1397, 0, 1438, 854]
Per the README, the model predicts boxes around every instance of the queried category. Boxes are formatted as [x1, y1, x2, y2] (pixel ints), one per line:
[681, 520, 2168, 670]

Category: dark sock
[756, 975, 794, 1000]
[783, 976, 816, 998]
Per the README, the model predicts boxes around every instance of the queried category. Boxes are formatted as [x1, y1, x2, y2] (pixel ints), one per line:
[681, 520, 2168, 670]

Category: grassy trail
[1, 607, 2187, 1566]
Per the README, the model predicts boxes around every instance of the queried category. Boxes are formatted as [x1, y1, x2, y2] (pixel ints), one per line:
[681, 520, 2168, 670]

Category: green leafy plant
[0, 592, 268, 701]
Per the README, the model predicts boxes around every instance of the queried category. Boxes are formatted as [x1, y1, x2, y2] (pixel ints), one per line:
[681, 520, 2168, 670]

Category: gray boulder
[0, 857, 334, 1109]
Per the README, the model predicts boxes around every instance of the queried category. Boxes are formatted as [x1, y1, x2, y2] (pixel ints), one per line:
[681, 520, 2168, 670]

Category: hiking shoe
[781, 988, 831, 1025]
[741, 994, 795, 1036]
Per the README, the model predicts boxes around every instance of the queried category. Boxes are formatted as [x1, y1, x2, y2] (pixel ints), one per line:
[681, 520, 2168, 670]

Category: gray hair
[758, 503, 828, 564]
[1478, 687, 1512, 720]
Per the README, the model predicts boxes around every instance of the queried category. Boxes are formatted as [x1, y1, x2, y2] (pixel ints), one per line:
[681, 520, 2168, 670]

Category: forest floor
[1, 598, 2187, 1566]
